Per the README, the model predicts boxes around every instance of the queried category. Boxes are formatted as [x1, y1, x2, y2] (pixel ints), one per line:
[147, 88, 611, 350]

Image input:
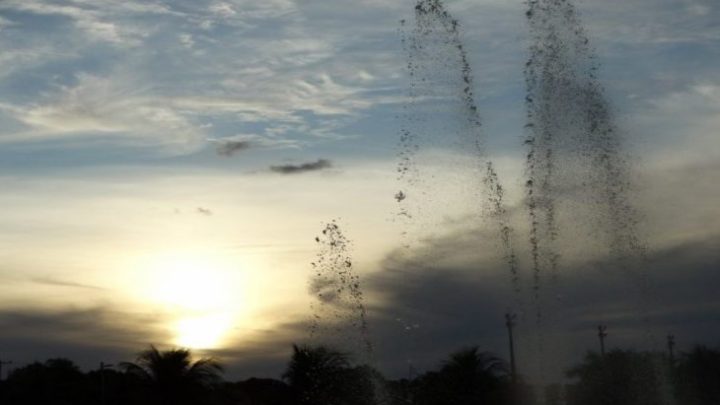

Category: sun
[175, 313, 235, 349]
[140, 252, 245, 350]
[152, 256, 235, 311]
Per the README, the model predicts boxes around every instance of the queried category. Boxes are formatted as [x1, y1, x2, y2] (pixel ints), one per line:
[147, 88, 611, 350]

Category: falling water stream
[306, 0, 664, 402]
[523, 1, 670, 402]
[524, 0, 646, 299]
[399, 0, 521, 300]
[307, 220, 390, 404]
[309, 220, 373, 359]
[395, 0, 665, 401]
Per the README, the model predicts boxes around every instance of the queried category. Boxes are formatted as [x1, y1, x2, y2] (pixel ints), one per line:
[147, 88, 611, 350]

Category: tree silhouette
[283, 344, 376, 405]
[2, 358, 88, 405]
[565, 350, 666, 405]
[120, 345, 223, 405]
[414, 346, 509, 405]
[674, 345, 720, 405]
[283, 344, 349, 405]
[441, 346, 506, 385]
[226, 377, 294, 405]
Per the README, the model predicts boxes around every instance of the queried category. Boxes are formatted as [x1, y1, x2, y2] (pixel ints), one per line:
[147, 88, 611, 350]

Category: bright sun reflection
[141, 252, 245, 350]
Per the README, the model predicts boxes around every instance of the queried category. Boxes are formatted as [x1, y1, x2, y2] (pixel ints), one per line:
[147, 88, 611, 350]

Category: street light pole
[667, 335, 676, 365]
[505, 313, 517, 384]
[597, 325, 608, 357]
[100, 361, 114, 405]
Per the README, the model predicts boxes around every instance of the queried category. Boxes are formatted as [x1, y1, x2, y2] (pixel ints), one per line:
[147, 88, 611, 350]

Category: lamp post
[505, 313, 517, 384]
[597, 325, 607, 357]
[100, 361, 114, 405]
[667, 335, 676, 365]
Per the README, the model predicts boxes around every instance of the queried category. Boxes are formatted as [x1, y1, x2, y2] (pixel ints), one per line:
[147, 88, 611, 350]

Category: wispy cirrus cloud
[0, 0, 412, 155]
[581, 0, 720, 46]
[0, 0, 178, 47]
[31, 277, 107, 291]
[0, 74, 206, 153]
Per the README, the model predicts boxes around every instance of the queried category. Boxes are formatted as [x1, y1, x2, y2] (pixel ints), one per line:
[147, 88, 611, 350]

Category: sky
[0, 0, 718, 382]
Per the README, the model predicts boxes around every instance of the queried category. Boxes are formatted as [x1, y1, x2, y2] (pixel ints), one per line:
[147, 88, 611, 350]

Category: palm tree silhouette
[415, 346, 508, 405]
[441, 346, 506, 380]
[120, 345, 223, 405]
[442, 347, 507, 402]
[283, 344, 352, 405]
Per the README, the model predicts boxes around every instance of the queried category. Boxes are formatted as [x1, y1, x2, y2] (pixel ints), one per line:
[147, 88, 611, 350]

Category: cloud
[269, 159, 332, 174]
[356, 217, 720, 379]
[30, 277, 107, 291]
[0, 74, 205, 153]
[0, 306, 168, 369]
[216, 140, 253, 156]
[193, 223, 720, 379]
[196, 207, 213, 216]
[203, 0, 297, 26]
[208, 319, 309, 378]
[212, 135, 304, 157]
[0, 157, 714, 381]
[624, 81, 720, 165]
[178, 33, 195, 48]
[3, 228, 719, 380]
[169, 73, 400, 122]
[0, 0, 716, 383]
[580, 0, 720, 46]
[0, 0, 413, 153]
[0, 15, 16, 30]
[0, 0, 182, 47]
[1, 0, 716, 161]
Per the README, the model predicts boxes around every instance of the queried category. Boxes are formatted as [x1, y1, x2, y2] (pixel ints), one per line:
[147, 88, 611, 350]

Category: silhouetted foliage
[119, 345, 223, 405]
[673, 345, 720, 405]
[283, 344, 349, 404]
[565, 350, 668, 405]
[236, 378, 294, 404]
[1, 343, 719, 405]
[441, 346, 506, 396]
[411, 346, 511, 405]
[544, 383, 564, 405]
[283, 344, 377, 405]
[1, 358, 87, 405]
[85, 367, 146, 405]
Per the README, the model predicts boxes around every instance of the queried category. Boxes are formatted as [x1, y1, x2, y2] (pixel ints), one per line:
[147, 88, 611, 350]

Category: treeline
[0, 344, 718, 405]
[562, 346, 720, 405]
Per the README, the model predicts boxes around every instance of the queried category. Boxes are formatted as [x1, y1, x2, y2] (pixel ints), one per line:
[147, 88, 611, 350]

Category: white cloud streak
[0, 0, 177, 46]
[0, 74, 206, 152]
[0, 0, 717, 160]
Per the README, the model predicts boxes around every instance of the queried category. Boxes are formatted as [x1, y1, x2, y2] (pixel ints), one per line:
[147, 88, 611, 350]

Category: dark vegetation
[0, 344, 718, 405]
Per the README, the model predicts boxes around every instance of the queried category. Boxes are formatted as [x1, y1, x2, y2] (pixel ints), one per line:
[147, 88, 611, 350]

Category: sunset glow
[141, 252, 245, 349]
[0, 0, 717, 386]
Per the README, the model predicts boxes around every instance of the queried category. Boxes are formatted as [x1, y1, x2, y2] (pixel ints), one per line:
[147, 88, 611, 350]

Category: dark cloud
[210, 320, 309, 379]
[359, 227, 524, 376]
[3, 229, 718, 383]
[0, 306, 168, 370]
[216, 140, 252, 157]
[206, 226, 521, 379]
[269, 159, 332, 174]
[355, 225, 720, 381]
[196, 207, 213, 216]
